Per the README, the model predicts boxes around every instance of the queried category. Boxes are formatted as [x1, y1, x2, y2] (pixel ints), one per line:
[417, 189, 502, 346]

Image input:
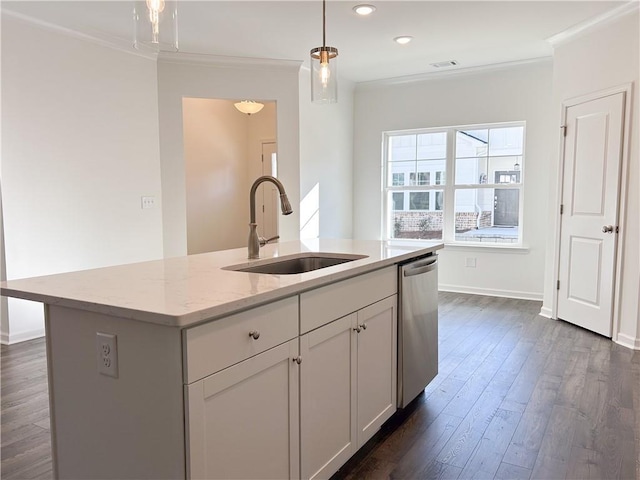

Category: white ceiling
[1, 1, 629, 83]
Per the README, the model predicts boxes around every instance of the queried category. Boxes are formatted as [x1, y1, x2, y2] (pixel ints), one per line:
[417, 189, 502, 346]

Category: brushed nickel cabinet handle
[248, 330, 260, 340]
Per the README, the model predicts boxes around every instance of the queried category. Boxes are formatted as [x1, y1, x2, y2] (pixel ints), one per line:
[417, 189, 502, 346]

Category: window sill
[443, 242, 530, 253]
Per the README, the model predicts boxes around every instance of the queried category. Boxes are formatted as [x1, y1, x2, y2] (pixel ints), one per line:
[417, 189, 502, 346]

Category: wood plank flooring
[333, 293, 640, 480]
[1, 293, 638, 479]
[1, 337, 52, 479]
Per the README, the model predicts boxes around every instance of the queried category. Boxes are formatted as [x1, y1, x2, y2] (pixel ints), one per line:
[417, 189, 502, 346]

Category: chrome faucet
[248, 176, 293, 259]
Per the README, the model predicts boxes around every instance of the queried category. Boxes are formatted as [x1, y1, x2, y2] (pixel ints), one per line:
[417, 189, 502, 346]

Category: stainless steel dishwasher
[397, 254, 438, 408]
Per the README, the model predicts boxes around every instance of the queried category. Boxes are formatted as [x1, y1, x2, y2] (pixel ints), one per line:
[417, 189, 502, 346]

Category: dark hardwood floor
[1, 337, 52, 479]
[1, 293, 639, 479]
[334, 293, 640, 480]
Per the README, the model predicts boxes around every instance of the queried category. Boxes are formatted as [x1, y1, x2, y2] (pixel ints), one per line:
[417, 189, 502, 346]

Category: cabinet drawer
[300, 266, 397, 334]
[183, 296, 299, 384]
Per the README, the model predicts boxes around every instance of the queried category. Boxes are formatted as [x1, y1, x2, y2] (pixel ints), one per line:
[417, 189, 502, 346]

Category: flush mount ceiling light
[133, 0, 178, 52]
[234, 101, 265, 115]
[353, 4, 376, 15]
[394, 36, 413, 45]
[310, 0, 339, 104]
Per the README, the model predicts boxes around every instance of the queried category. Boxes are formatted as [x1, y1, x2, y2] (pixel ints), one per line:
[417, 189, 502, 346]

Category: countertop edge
[1, 242, 443, 328]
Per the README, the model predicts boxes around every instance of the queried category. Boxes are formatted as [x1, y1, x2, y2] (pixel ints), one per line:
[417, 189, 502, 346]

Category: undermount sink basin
[224, 253, 369, 275]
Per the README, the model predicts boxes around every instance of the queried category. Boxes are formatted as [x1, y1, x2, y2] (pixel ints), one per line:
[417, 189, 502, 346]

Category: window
[392, 173, 405, 186]
[384, 123, 524, 244]
[410, 192, 429, 210]
[410, 172, 430, 186]
[392, 192, 404, 210]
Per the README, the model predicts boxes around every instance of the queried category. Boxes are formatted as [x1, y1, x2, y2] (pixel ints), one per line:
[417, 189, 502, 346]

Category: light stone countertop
[0, 239, 443, 328]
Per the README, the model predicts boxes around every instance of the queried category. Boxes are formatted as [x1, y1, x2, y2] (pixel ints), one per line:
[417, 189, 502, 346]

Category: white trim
[357, 57, 552, 89]
[157, 52, 302, 70]
[546, 1, 640, 47]
[539, 306, 553, 319]
[382, 122, 527, 247]
[443, 243, 529, 253]
[614, 333, 640, 351]
[1, 9, 156, 60]
[1, 327, 45, 345]
[439, 284, 543, 302]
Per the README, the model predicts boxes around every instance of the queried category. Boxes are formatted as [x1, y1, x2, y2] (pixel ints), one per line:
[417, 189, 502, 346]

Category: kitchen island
[1, 239, 443, 479]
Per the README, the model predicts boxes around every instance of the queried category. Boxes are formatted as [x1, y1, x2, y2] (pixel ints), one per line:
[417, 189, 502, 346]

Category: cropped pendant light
[310, 0, 338, 104]
[133, 0, 179, 52]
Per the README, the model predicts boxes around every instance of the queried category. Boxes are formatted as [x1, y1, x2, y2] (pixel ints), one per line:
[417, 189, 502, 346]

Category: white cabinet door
[300, 314, 357, 480]
[186, 339, 300, 480]
[300, 295, 398, 479]
[355, 295, 397, 448]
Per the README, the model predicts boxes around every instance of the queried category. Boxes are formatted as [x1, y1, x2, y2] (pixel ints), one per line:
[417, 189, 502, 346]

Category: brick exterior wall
[393, 210, 492, 236]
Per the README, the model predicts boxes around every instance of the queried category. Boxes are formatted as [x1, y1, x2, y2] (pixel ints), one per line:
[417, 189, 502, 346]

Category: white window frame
[382, 121, 526, 246]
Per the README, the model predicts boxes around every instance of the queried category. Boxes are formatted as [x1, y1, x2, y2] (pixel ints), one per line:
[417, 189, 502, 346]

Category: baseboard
[438, 284, 543, 301]
[614, 332, 640, 351]
[539, 306, 553, 319]
[0, 327, 46, 345]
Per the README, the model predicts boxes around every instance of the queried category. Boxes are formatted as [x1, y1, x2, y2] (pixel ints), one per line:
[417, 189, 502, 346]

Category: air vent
[430, 60, 459, 68]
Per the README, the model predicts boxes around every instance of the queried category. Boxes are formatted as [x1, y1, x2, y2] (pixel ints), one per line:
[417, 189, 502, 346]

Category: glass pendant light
[133, 0, 179, 52]
[310, 0, 338, 104]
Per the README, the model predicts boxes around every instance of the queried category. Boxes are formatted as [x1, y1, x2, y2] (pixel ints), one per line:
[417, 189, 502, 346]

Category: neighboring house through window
[384, 122, 525, 244]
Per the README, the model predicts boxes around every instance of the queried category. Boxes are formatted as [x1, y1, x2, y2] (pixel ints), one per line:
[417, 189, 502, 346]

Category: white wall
[1, 14, 164, 343]
[353, 61, 554, 299]
[0, 183, 9, 342]
[183, 98, 250, 254]
[157, 55, 301, 258]
[543, 9, 640, 348]
[298, 68, 355, 239]
[183, 98, 278, 254]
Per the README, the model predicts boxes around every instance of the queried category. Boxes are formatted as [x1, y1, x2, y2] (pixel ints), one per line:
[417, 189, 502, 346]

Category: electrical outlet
[96, 332, 118, 378]
[465, 257, 477, 268]
[141, 196, 155, 209]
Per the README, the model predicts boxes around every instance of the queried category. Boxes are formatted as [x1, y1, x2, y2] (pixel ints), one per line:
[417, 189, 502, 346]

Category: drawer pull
[248, 330, 261, 340]
[292, 356, 302, 364]
[353, 326, 362, 333]
[360, 323, 367, 330]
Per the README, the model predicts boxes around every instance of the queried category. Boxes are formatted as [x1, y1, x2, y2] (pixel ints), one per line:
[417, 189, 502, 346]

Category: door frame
[551, 83, 633, 346]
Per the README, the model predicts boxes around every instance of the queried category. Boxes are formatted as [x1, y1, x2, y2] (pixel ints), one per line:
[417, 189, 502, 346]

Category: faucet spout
[248, 176, 293, 259]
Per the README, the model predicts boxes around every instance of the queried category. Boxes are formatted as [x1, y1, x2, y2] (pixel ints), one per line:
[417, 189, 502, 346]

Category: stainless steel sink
[223, 253, 368, 275]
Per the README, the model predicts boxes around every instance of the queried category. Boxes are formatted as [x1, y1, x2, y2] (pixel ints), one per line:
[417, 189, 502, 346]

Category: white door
[557, 91, 625, 337]
[258, 142, 278, 239]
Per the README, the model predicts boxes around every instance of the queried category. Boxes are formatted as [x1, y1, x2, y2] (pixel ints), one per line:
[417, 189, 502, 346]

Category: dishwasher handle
[403, 257, 438, 277]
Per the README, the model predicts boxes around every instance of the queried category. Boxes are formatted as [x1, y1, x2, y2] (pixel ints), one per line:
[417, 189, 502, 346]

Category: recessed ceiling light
[394, 36, 413, 45]
[353, 4, 376, 15]
[430, 60, 459, 68]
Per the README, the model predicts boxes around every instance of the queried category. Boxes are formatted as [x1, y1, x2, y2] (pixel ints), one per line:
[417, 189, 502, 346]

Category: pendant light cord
[322, 0, 326, 47]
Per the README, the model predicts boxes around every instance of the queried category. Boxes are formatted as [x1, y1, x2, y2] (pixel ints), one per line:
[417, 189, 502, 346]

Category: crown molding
[1, 8, 156, 60]
[546, 1, 640, 47]
[356, 57, 552, 89]
[157, 52, 302, 71]
[2, 9, 303, 70]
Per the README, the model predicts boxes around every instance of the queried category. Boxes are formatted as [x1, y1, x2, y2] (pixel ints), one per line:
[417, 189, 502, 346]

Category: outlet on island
[96, 332, 118, 378]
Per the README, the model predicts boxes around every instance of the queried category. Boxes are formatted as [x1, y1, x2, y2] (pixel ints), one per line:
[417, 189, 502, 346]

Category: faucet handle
[259, 235, 280, 246]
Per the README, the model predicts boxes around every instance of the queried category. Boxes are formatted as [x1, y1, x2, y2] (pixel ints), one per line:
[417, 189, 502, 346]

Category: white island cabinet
[184, 297, 300, 480]
[299, 267, 397, 480]
[0, 239, 443, 480]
